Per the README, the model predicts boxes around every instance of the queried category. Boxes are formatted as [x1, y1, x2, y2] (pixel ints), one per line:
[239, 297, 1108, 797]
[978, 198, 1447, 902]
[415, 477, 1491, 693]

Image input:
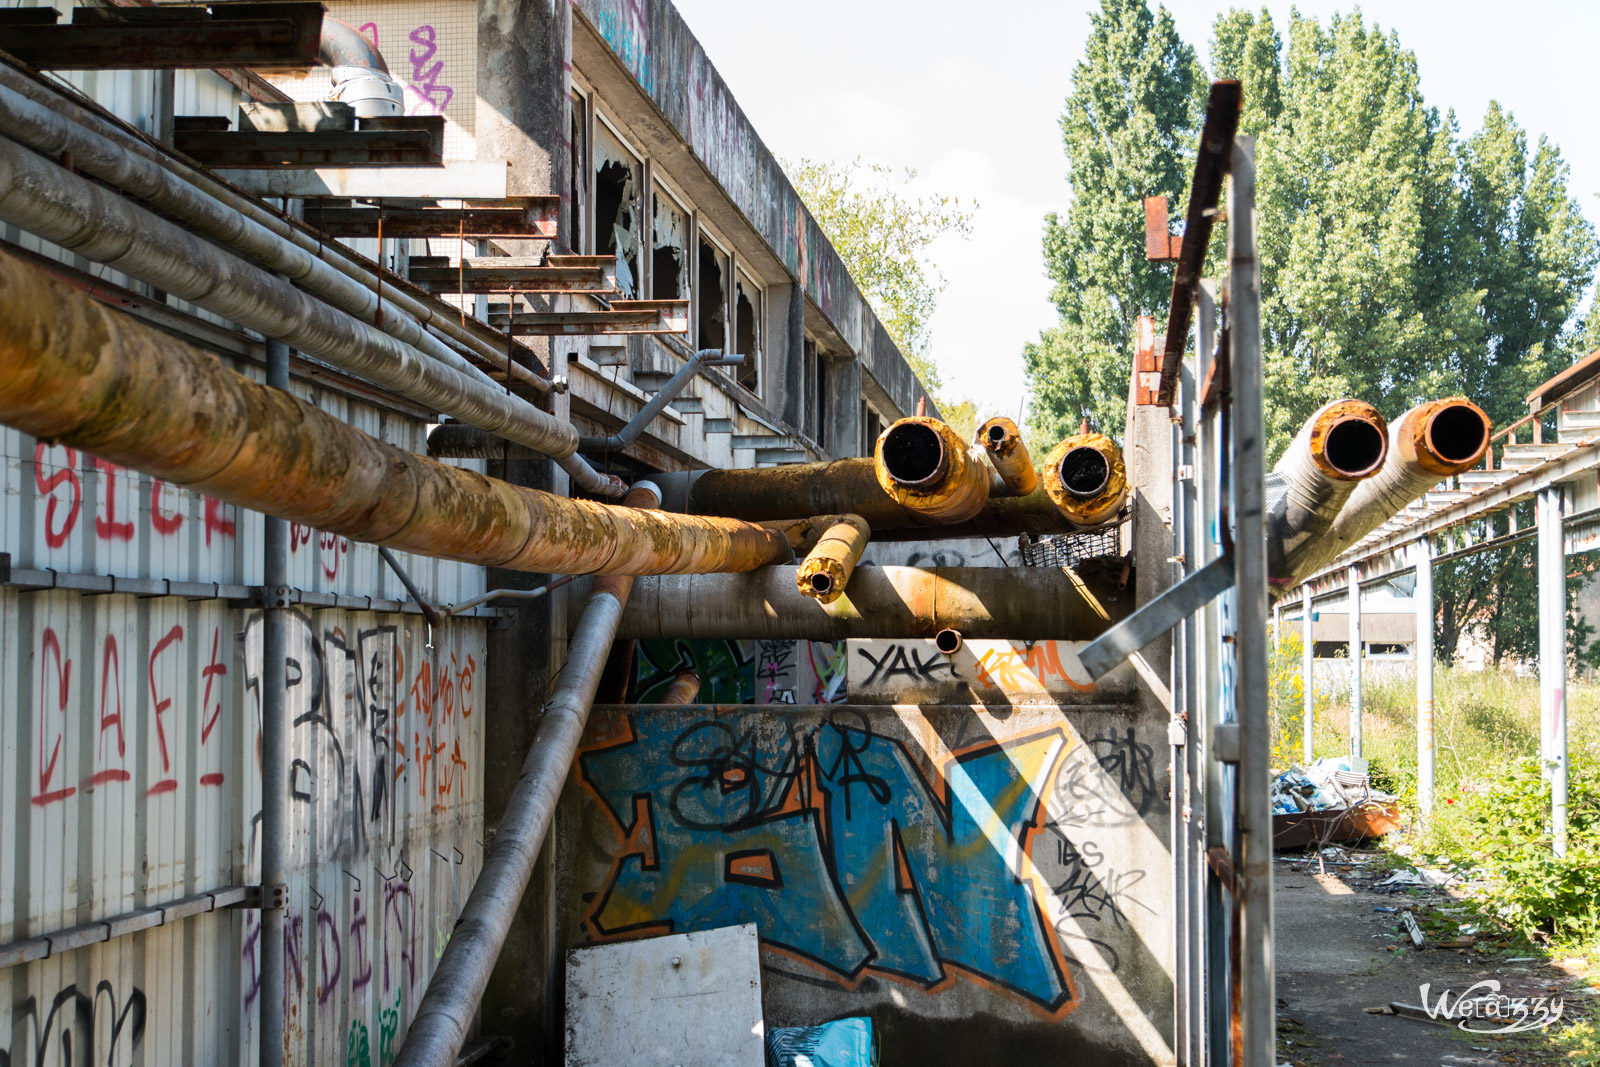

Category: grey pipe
[394, 574, 642, 1066]
[0, 138, 626, 493]
[578, 350, 744, 452]
[1267, 399, 1387, 589]
[259, 339, 291, 1067]
[0, 66, 549, 396]
[607, 564, 1131, 641]
[319, 17, 404, 118]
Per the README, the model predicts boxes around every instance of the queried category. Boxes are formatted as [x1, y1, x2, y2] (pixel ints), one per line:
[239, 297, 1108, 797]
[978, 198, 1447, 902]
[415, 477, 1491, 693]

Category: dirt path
[1274, 849, 1586, 1065]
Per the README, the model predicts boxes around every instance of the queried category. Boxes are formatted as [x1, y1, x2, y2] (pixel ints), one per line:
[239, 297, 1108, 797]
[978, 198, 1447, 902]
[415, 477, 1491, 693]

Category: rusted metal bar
[1157, 81, 1242, 407]
[173, 116, 444, 169]
[499, 300, 690, 336]
[976, 416, 1037, 496]
[301, 197, 560, 239]
[1, 2, 326, 70]
[1043, 432, 1128, 528]
[610, 564, 1131, 641]
[409, 254, 616, 294]
[795, 514, 869, 604]
[1268, 400, 1388, 588]
[0, 252, 791, 575]
[874, 416, 991, 523]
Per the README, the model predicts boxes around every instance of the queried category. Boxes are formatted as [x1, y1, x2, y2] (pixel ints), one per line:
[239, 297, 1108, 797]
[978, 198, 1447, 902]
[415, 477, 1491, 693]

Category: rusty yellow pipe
[657, 672, 703, 705]
[873, 416, 991, 523]
[1043, 433, 1128, 528]
[795, 514, 870, 604]
[977, 416, 1037, 496]
[0, 250, 790, 576]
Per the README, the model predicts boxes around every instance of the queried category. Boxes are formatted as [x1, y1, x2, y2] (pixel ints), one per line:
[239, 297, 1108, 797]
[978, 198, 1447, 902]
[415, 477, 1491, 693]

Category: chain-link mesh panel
[1017, 526, 1122, 568]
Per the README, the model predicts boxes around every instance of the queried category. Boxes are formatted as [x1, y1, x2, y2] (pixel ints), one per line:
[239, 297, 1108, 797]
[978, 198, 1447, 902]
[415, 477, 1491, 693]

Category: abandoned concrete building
[0, 1, 1511, 1064]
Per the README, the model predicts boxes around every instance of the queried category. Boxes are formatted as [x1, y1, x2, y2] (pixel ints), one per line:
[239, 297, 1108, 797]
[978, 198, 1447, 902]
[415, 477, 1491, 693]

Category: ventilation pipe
[319, 18, 404, 118]
[1268, 400, 1388, 587]
[394, 490, 657, 1067]
[1043, 432, 1128, 528]
[658, 672, 703, 705]
[795, 514, 869, 604]
[608, 564, 1130, 641]
[873, 416, 991, 523]
[977, 416, 1037, 496]
[0, 251, 790, 575]
[1302, 398, 1492, 576]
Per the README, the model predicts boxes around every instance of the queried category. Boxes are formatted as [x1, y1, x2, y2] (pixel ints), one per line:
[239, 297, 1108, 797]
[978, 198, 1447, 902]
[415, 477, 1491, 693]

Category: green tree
[785, 157, 972, 397]
[1210, 9, 1597, 663]
[1024, 0, 1205, 442]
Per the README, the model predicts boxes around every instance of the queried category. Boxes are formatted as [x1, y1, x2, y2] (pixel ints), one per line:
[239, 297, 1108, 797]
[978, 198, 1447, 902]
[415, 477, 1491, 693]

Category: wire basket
[1017, 525, 1122, 568]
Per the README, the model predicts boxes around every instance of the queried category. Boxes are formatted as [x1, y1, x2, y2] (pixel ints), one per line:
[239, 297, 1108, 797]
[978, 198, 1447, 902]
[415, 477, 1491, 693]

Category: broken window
[594, 125, 640, 298]
[568, 90, 587, 251]
[696, 233, 728, 353]
[862, 403, 883, 458]
[803, 335, 829, 448]
[651, 185, 687, 300]
[733, 269, 761, 394]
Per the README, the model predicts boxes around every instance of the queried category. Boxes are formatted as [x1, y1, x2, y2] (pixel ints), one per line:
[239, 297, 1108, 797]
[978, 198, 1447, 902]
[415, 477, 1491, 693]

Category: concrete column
[1348, 565, 1362, 759]
[1538, 485, 1568, 856]
[1415, 537, 1435, 825]
[1302, 587, 1314, 765]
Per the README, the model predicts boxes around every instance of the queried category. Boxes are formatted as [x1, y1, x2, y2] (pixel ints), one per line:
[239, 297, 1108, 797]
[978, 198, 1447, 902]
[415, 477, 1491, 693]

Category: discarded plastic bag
[765, 1016, 877, 1067]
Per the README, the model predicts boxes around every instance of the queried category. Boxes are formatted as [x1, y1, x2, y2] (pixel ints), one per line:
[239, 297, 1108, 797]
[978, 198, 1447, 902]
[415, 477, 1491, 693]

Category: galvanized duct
[0, 250, 790, 575]
[1305, 397, 1491, 577]
[1267, 399, 1387, 587]
[396, 558, 642, 1067]
[0, 135, 625, 494]
[608, 564, 1130, 641]
[977, 416, 1038, 496]
[318, 17, 404, 118]
[873, 416, 991, 523]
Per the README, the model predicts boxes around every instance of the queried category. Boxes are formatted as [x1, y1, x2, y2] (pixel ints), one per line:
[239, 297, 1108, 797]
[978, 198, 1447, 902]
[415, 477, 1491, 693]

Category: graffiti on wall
[847, 638, 1124, 705]
[632, 640, 847, 705]
[578, 710, 1102, 1016]
[0, 981, 146, 1067]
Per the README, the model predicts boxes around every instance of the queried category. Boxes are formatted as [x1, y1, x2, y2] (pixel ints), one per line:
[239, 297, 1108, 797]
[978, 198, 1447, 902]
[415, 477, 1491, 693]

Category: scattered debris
[1401, 910, 1426, 948]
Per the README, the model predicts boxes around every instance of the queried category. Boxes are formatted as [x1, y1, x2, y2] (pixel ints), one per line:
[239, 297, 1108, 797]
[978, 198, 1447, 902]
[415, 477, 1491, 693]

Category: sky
[672, 0, 1600, 420]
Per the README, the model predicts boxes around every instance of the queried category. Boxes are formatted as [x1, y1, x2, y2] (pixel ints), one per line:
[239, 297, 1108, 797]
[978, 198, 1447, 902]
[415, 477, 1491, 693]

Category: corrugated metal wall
[0, 62, 490, 1067]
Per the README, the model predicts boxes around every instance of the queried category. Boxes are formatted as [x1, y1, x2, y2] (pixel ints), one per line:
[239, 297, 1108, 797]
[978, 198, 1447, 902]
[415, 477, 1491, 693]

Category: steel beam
[1415, 537, 1435, 824]
[1538, 485, 1568, 856]
[1, 3, 325, 70]
[1349, 564, 1363, 758]
[1302, 586, 1315, 764]
[1077, 553, 1233, 681]
[173, 117, 445, 168]
[301, 198, 559, 239]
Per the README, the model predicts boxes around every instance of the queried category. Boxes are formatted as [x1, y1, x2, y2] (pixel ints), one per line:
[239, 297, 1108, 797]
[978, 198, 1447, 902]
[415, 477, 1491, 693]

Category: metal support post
[1415, 537, 1435, 826]
[259, 336, 290, 1067]
[1348, 565, 1363, 759]
[1229, 134, 1275, 1067]
[1538, 485, 1568, 856]
[1302, 588, 1315, 765]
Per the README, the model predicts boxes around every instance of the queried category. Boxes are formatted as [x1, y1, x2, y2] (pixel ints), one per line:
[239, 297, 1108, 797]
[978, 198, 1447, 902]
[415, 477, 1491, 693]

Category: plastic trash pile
[1271, 757, 1395, 814]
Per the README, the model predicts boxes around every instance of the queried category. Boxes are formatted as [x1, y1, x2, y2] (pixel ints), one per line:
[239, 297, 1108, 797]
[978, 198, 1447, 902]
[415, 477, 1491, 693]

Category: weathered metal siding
[1, 259, 489, 1066]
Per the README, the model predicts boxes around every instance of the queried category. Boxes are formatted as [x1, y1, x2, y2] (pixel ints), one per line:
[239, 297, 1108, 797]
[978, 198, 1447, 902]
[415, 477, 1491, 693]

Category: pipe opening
[1428, 405, 1490, 464]
[1323, 418, 1386, 477]
[881, 422, 947, 486]
[934, 628, 962, 655]
[1058, 447, 1110, 498]
[808, 572, 833, 595]
[986, 424, 1009, 446]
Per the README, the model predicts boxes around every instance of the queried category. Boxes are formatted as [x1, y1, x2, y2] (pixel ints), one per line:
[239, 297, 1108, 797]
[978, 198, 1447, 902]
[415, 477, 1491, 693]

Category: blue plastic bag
[765, 1016, 876, 1067]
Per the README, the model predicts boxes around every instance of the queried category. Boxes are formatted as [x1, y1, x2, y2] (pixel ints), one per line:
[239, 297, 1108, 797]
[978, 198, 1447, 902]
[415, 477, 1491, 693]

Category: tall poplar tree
[1023, 0, 1204, 443]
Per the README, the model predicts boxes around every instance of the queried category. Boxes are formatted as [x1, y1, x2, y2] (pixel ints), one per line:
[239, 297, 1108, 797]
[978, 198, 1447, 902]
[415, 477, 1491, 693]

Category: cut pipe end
[879, 419, 949, 488]
[934, 628, 963, 655]
[1309, 399, 1388, 480]
[809, 571, 833, 595]
[1042, 433, 1127, 528]
[1405, 397, 1492, 476]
